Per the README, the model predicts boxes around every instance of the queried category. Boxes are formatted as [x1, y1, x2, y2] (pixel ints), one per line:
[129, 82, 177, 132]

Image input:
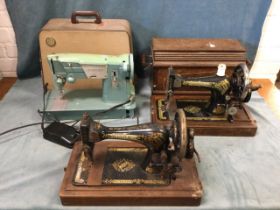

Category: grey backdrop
[5, 0, 271, 78]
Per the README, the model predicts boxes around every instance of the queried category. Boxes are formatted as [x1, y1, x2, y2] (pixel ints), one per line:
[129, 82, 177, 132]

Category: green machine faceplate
[45, 53, 136, 120]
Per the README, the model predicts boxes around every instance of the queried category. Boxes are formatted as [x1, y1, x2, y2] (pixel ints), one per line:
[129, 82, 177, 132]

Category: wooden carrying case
[152, 38, 247, 95]
[60, 141, 203, 206]
[39, 11, 133, 90]
[150, 38, 257, 136]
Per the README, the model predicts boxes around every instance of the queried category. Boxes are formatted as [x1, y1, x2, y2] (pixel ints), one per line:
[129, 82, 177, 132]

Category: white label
[216, 64, 227, 76]
[208, 42, 216, 48]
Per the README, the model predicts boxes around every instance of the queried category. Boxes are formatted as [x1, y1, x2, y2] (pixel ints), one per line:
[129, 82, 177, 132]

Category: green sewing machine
[43, 53, 136, 120]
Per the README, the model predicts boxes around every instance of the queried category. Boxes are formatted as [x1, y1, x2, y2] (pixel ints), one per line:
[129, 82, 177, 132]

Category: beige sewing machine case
[39, 10, 133, 90]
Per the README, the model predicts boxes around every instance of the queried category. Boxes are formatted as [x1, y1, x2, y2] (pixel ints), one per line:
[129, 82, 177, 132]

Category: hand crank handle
[251, 84, 261, 91]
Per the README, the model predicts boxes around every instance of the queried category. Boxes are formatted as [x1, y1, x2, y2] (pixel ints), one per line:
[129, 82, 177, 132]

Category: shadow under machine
[148, 38, 260, 136]
[39, 11, 202, 206]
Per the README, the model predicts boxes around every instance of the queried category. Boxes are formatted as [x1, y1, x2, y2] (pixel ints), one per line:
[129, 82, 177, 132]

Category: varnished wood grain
[150, 95, 257, 136]
[0, 77, 17, 100]
[151, 38, 247, 94]
[253, 79, 280, 119]
[60, 141, 203, 206]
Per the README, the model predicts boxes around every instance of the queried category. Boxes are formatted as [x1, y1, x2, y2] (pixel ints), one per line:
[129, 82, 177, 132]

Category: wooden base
[151, 95, 257, 136]
[60, 141, 203, 206]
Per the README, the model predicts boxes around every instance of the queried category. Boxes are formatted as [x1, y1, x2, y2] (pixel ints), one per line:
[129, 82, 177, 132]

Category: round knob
[122, 61, 128, 71]
[67, 75, 75, 83]
[228, 106, 238, 116]
[56, 77, 63, 84]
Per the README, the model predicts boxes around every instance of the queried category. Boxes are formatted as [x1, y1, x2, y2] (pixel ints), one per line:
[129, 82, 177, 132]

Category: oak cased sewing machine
[148, 38, 260, 136]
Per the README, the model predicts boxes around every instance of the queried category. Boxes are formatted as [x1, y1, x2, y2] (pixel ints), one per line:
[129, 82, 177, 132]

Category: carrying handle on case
[71, 11, 102, 24]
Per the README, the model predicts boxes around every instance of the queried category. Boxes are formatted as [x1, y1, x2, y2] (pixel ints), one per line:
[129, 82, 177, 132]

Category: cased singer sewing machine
[160, 64, 261, 122]
[149, 38, 260, 136]
[151, 63, 260, 136]
[44, 53, 136, 120]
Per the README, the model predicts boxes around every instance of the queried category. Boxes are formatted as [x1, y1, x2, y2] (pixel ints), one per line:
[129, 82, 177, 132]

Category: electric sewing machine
[44, 53, 136, 120]
[59, 110, 202, 206]
[151, 63, 261, 136]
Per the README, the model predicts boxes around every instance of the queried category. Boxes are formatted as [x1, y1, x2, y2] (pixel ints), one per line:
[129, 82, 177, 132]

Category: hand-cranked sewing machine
[152, 63, 261, 136]
[43, 53, 136, 120]
[149, 38, 260, 136]
[159, 63, 261, 122]
[74, 110, 194, 185]
[59, 110, 202, 206]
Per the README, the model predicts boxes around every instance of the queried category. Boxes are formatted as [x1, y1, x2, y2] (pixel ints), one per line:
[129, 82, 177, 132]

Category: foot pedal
[43, 122, 80, 148]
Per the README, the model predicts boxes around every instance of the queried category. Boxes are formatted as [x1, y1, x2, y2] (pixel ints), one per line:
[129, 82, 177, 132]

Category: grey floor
[0, 77, 280, 210]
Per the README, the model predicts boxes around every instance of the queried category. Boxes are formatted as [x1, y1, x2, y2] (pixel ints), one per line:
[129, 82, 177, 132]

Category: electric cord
[92, 98, 132, 116]
[71, 120, 80, 127]
[0, 120, 79, 137]
[1, 65, 134, 137]
[53, 98, 133, 128]
[41, 66, 48, 132]
[0, 97, 133, 137]
[0, 122, 42, 137]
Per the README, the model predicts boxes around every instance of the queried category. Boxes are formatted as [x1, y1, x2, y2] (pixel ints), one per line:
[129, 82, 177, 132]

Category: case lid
[152, 38, 247, 67]
[42, 19, 131, 36]
[152, 38, 246, 52]
[39, 11, 133, 90]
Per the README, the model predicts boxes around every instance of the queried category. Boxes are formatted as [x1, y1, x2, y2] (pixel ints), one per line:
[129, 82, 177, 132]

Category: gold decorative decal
[46, 37, 56, 47]
[103, 179, 168, 185]
[108, 147, 147, 153]
[184, 104, 225, 115]
[184, 105, 201, 114]
[157, 99, 168, 120]
[112, 158, 136, 173]
[186, 116, 227, 121]
[182, 79, 230, 95]
[102, 147, 170, 186]
[157, 98, 228, 121]
[73, 151, 91, 185]
[103, 132, 165, 150]
[213, 105, 226, 115]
